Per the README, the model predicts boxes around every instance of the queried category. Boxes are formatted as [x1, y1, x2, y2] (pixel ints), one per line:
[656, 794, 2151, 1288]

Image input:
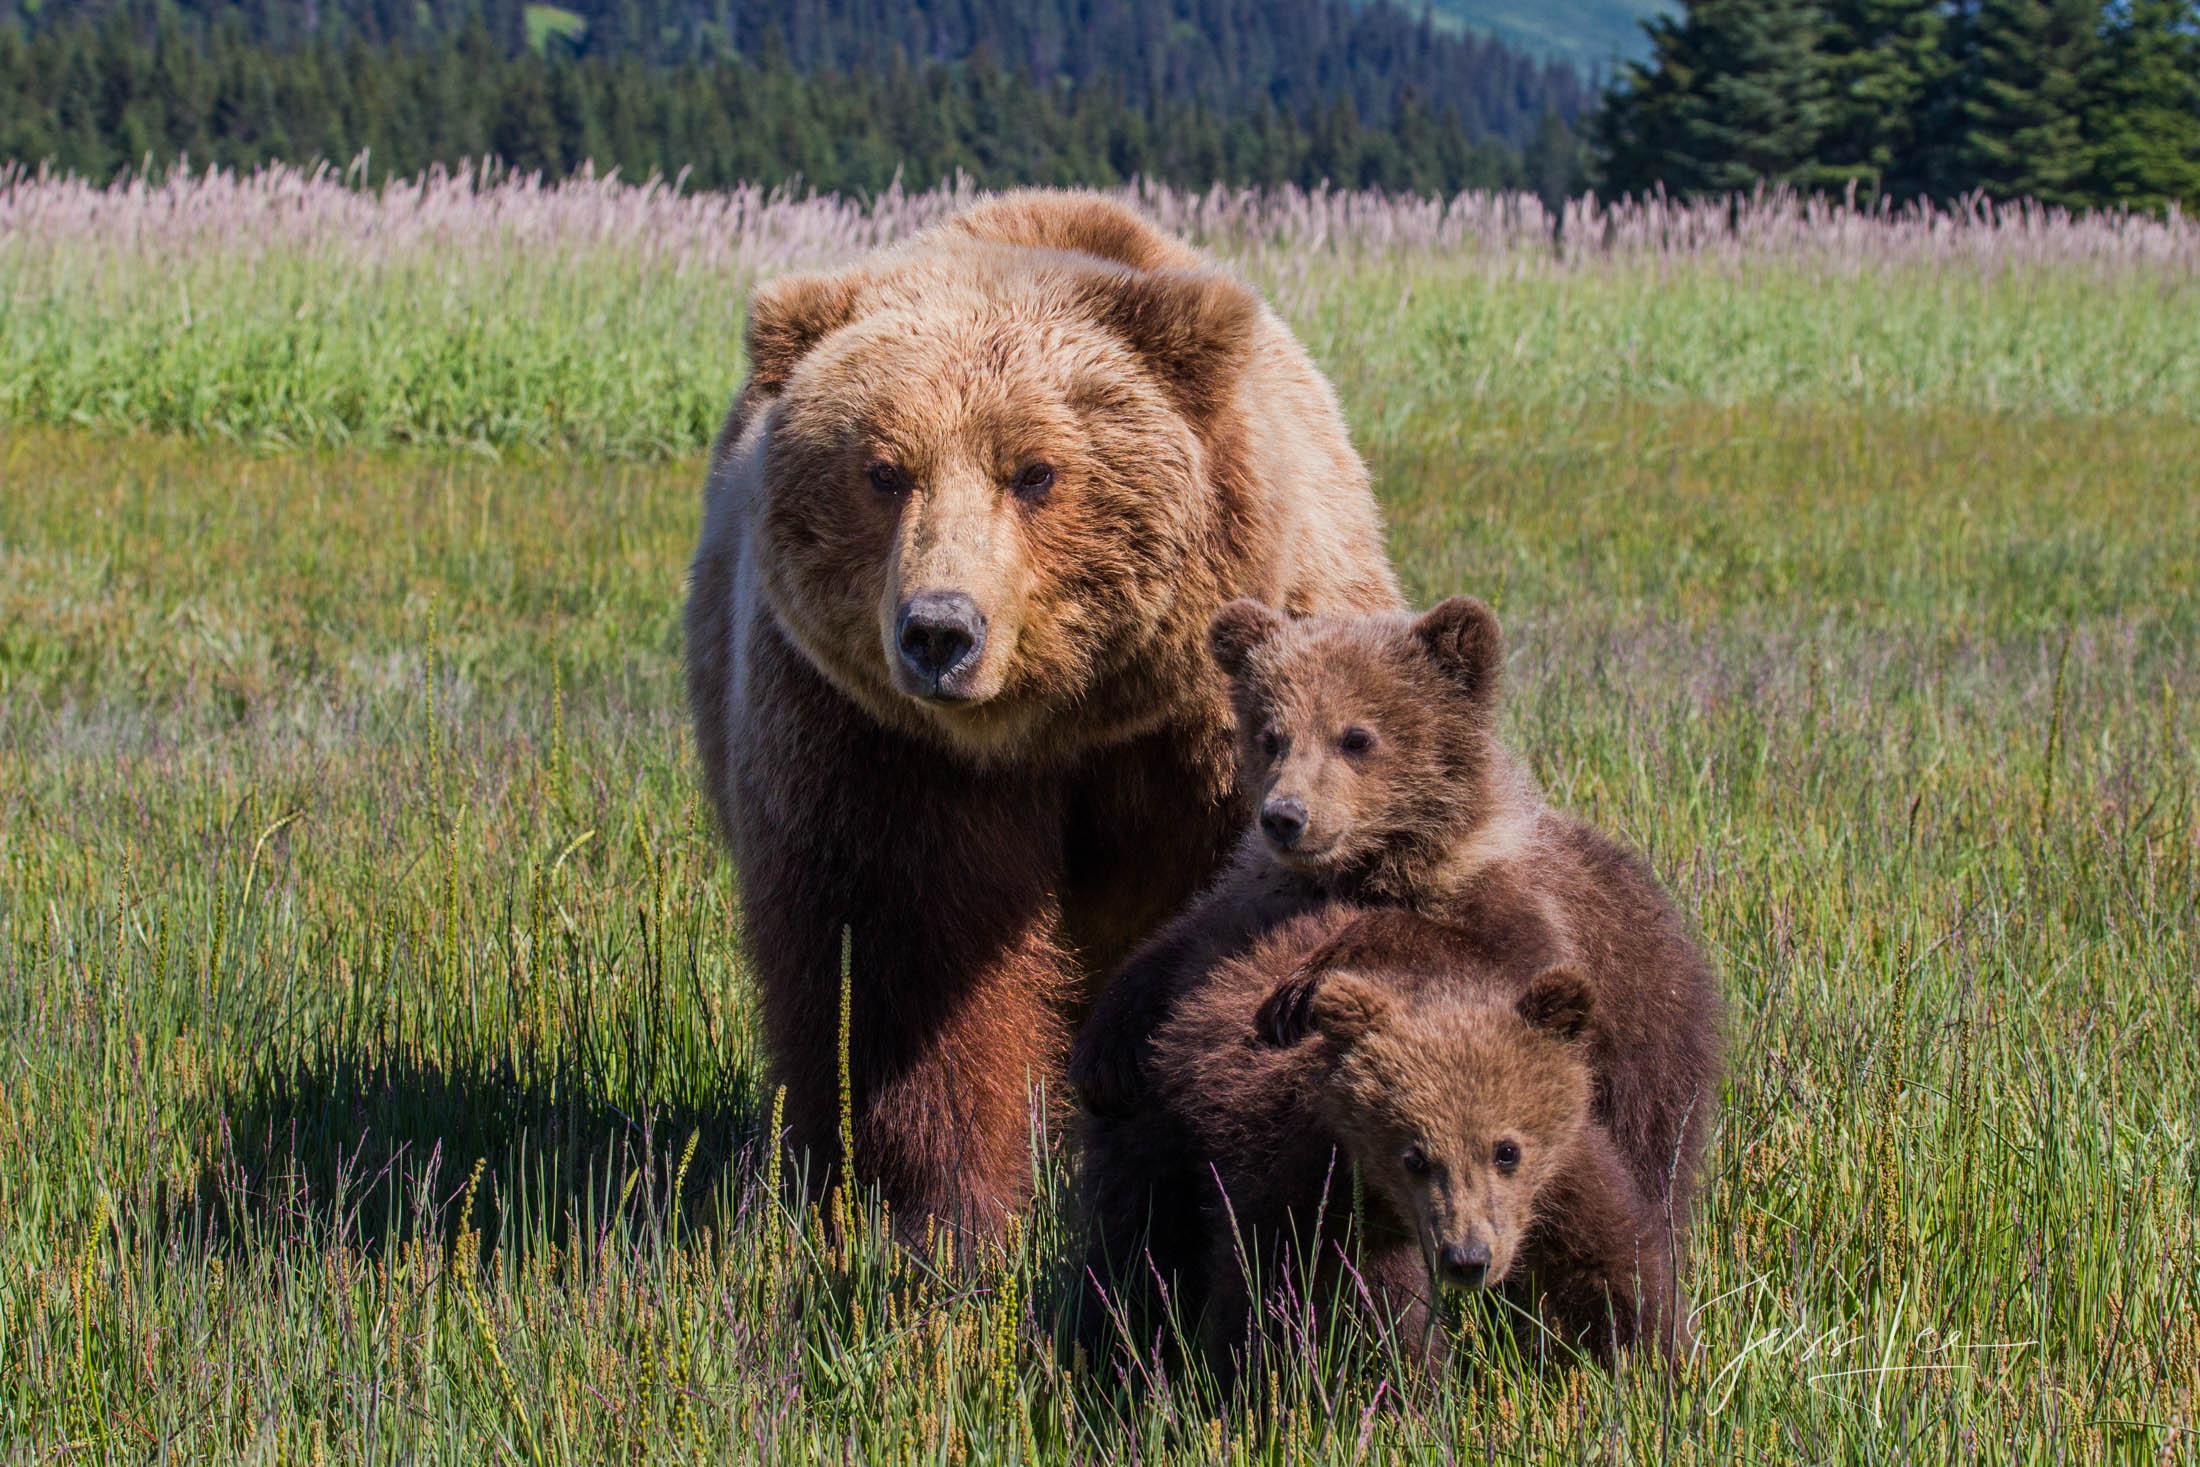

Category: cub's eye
[1401, 1145, 1431, 1177]
[1493, 1140, 1521, 1173]
[1339, 726, 1377, 756]
[1012, 462, 1056, 499]
[866, 461, 907, 494]
[1257, 728, 1285, 759]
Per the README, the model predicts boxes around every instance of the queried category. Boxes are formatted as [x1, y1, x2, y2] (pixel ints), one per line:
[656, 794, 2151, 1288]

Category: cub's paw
[1069, 1040, 1148, 1119]
[1254, 970, 1323, 1047]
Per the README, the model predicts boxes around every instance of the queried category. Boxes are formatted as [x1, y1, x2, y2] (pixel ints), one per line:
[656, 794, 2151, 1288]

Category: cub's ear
[1411, 596, 1503, 707]
[1209, 599, 1285, 681]
[1308, 972, 1393, 1051]
[1517, 966, 1593, 1040]
[1079, 267, 1260, 417]
[744, 271, 862, 395]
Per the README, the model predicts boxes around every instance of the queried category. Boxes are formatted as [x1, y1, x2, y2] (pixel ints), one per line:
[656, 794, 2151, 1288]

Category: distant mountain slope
[1420, 0, 1673, 67]
[1, 0, 1596, 196]
[10, 1, 1593, 141]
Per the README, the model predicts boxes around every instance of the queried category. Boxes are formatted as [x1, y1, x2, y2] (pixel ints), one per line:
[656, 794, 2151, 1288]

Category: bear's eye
[1493, 1140, 1521, 1173]
[1339, 726, 1377, 756]
[1012, 462, 1056, 500]
[1401, 1145, 1431, 1177]
[1257, 727, 1286, 760]
[866, 460, 908, 494]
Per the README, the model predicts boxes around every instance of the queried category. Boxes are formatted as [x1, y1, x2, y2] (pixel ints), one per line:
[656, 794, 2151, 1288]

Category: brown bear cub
[1070, 597, 1721, 1361]
[1141, 905, 1684, 1382]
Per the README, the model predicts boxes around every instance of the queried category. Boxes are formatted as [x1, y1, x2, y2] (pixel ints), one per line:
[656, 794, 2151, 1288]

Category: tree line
[0, 0, 1590, 197]
[1595, 0, 2200, 211]
[18, 0, 1593, 135]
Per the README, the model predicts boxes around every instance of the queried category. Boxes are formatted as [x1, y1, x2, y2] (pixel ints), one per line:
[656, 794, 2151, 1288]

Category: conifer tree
[1686, 0, 1828, 190]
[1590, 9, 1705, 197]
[1594, 0, 1828, 198]
[1954, 0, 2101, 204]
[1816, 0, 1949, 200]
[1527, 107, 1585, 207]
[492, 59, 567, 174]
[2085, 0, 2200, 212]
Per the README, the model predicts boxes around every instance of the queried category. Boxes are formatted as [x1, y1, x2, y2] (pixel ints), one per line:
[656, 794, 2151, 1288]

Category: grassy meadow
[2, 177, 2197, 1462]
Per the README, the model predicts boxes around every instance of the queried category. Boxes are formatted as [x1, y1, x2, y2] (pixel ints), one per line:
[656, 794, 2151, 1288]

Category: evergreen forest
[0, 0, 2193, 209]
[1596, 0, 2200, 210]
[0, 0, 1592, 196]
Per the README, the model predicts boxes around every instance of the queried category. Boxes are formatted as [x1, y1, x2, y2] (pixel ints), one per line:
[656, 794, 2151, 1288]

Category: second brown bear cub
[1071, 597, 1722, 1363]
[1150, 906, 1683, 1379]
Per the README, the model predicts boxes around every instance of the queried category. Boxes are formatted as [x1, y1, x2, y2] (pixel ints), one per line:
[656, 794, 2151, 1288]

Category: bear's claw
[1255, 973, 1322, 1046]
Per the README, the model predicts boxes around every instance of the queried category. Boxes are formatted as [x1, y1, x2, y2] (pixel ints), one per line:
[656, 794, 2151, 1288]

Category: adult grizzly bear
[685, 192, 1399, 1237]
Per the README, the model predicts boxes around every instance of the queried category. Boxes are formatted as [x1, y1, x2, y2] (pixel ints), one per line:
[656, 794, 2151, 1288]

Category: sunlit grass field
[3, 183, 2198, 1460]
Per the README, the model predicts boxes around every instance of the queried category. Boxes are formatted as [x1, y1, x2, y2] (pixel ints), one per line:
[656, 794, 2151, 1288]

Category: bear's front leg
[1068, 926, 1208, 1120]
[738, 821, 1077, 1246]
[1515, 1130, 1692, 1366]
[728, 654, 1079, 1246]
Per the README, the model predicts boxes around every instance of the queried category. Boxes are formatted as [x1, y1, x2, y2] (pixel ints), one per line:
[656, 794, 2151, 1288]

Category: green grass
[3, 271, 2198, 1455]
[5, 214, 2196, 457]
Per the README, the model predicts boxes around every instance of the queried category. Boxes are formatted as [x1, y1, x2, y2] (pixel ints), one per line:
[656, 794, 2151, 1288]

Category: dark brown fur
[685, 192, 1399, 1240]
[1117, 906, 1685, 1385]
[1071, 599, 1721, 1333]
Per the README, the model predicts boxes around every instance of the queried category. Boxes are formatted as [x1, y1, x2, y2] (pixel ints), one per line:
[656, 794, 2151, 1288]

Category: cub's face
[742, 255, 1260, 761]
[1308, 967, 1593, 1292]
[1209, 599, 1503, 880]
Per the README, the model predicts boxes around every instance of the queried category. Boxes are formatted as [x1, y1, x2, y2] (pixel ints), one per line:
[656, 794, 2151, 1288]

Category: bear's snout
[896, 591, 989, 696]
[1259, 796, 1308, 850]
[1436, 1239, 1492, 1290]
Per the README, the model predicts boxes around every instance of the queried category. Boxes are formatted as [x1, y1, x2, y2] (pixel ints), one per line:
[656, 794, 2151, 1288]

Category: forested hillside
[0, 0, 1590, 194]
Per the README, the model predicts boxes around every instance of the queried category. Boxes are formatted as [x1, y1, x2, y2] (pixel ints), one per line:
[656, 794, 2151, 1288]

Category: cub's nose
[897, 592, 987, 688]
[1437, 1241, 1491, 1289]
[1259, 796, 1307, 849]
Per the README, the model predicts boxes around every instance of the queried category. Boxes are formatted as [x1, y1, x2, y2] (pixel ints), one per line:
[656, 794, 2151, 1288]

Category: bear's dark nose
[1259, 796, 1307, 849]
[897, 592, 987, 689]
[1438, 1241, 1491, 1289]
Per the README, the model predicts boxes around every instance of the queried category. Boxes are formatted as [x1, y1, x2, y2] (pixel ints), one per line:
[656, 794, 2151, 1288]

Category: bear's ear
[1209, 599, 1285, 682]
[1079, 267, 1260, 418]
[744, 271, 862, 396]
[1517, 966, 1592, 1041]
[941, 192, 1191, 272]
[1411, 596, 1503, 708]
[1309, 972, 1393, 1051]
